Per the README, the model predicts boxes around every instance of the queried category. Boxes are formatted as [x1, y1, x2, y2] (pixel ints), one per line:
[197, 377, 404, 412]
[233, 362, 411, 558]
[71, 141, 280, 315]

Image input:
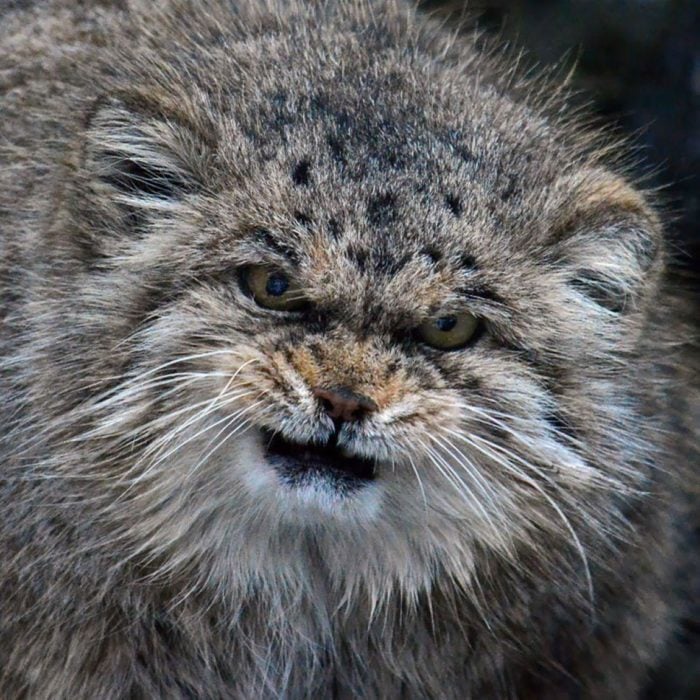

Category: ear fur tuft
[551, 169, 662, 313]
[85, 100, 201, 208]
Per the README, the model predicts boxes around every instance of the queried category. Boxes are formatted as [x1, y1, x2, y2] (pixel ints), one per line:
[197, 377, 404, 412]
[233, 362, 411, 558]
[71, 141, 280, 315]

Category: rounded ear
[67, 99, 211, 266]
[83, 99, 204, 212]
[550, 169, 663, 314]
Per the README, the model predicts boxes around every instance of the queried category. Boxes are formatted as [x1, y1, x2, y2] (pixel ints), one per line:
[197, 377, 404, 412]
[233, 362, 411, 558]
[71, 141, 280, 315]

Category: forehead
[230, 76, 544, 217]
[205, 48, 569, 323]
[217, 55, 564, 241]
[218, 154, 532, 318]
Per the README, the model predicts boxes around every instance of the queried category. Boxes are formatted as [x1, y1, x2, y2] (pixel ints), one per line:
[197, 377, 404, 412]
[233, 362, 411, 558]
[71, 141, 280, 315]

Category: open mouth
[262, 429, 376, 489]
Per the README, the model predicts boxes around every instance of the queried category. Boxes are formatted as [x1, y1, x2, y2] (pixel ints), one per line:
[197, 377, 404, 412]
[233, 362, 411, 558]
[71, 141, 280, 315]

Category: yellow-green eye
[245, 266, 308, 311]
[417, 313, 480, 350]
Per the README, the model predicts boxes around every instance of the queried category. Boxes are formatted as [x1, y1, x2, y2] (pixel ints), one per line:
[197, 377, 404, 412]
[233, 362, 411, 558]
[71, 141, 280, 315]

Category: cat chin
[137, 431, 486, 597]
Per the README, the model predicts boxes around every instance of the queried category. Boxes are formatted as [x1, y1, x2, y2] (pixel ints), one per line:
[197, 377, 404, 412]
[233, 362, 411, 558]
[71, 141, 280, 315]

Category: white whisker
[445, 428, 595, 611]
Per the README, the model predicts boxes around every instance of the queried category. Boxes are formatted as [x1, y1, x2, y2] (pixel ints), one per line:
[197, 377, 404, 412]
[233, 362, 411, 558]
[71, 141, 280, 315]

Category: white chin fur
[141, 427, 480, 598]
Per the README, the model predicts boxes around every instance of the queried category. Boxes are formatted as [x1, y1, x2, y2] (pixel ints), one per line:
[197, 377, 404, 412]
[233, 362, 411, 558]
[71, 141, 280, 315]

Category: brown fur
[0, 1, 697, 698]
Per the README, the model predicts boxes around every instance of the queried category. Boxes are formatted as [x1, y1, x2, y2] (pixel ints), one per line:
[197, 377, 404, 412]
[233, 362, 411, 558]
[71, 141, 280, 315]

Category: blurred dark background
[421, 0, 699, 286]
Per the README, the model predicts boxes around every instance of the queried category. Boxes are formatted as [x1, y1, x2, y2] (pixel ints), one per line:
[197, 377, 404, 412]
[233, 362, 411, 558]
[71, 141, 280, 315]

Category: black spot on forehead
[292, 160, 311, 186]
[421, 246, 443, 265]
[294, 211, 313, 229]
[377, 251, 413, 275]
[327, 218, 342, 240]
[345, 244, 368, 272]
[445, 194, 463, 218]
[259, 89, 297, 135]
[460, 254, 478, 271]
[310, 92, 353, 129]
[367, 193, 398, 227]
[500, 174, 518, 202]
[327, 134, 347, 166]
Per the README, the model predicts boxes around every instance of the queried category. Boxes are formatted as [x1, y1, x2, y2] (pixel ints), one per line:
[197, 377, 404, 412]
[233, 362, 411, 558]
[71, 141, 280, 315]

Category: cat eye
[417, 313, 480, 350]
[244, 265, 308, 311]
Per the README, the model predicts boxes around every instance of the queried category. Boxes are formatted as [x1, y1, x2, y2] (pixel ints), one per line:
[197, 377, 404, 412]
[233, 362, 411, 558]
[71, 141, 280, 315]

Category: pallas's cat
[0, 0, 697, 698]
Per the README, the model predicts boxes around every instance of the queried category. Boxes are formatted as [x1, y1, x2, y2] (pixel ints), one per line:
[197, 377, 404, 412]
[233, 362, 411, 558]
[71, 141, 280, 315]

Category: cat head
[41, 0, 665, 604]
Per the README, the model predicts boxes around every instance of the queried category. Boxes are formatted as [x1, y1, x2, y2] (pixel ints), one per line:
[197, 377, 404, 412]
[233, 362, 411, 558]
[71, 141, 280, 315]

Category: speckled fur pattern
[0, 1, 697, 698]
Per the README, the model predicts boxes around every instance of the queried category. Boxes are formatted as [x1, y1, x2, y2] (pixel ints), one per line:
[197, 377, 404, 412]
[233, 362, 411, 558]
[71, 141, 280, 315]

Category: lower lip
[272, 457, 373, 493]
[262, 432, 376, 488]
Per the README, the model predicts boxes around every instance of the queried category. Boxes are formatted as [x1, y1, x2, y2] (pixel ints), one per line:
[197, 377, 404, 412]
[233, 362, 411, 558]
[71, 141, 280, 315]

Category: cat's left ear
[83, 99, 207, 213]
[550, 169, 663, 314]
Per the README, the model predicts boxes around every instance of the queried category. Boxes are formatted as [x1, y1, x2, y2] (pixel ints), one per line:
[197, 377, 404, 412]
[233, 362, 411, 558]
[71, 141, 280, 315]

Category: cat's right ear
[81, 99, 206, 219]
[548, 169, 663, 315]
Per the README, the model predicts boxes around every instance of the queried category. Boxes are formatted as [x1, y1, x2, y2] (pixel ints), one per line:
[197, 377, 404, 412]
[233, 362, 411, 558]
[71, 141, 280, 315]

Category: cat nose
[312, 386, 378, 423]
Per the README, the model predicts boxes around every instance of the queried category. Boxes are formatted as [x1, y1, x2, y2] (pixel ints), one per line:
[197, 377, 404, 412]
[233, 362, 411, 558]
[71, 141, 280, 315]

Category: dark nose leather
[312, 386, 378, 423]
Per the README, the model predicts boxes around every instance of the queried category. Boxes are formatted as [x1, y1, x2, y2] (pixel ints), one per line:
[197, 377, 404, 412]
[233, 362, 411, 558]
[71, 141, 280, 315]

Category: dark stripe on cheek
[543, 407, 579, 443]
[569, 270, 626, 313]
[122, 271, 194, 335]
[99, 154, 187, 200]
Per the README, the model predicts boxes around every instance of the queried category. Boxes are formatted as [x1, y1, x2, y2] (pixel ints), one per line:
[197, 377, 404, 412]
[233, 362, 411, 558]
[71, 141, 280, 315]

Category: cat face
[52, 18, 663, 599]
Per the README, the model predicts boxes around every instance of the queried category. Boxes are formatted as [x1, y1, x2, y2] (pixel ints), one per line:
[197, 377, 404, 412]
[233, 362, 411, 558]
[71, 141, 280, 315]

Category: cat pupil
[435, 316, 457, 332]
[266, 273, 289, 297]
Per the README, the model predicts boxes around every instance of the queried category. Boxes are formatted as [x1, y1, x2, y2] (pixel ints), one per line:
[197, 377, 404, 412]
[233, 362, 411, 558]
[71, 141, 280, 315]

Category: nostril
[320, 397, 335, 415]
[347, 403, 371, 422]
[312, 386, 377, 423]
